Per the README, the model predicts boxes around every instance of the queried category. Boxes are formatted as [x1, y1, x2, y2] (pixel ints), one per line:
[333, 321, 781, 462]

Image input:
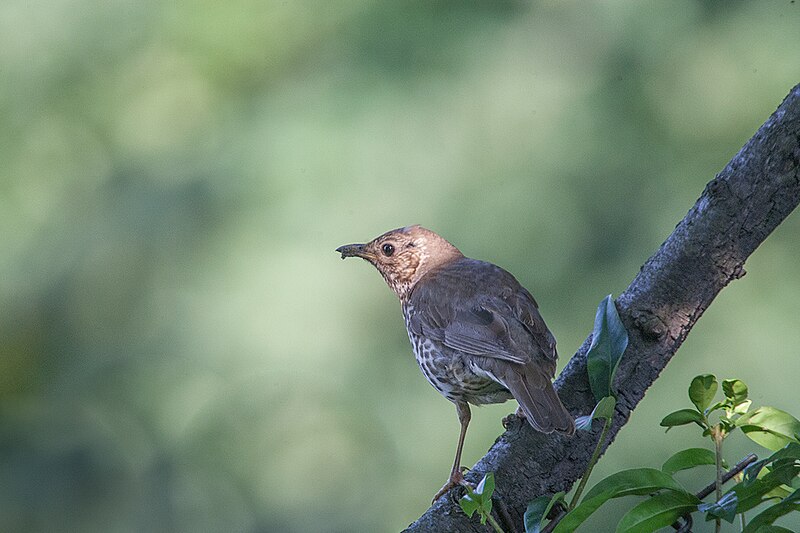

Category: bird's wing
[408, 265, 555, 367]
[442, 303, 528, 364]
[508, 285, 558, 363]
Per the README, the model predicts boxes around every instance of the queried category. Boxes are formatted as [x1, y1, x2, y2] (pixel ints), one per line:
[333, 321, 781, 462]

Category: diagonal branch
[404, 83, 800, 532]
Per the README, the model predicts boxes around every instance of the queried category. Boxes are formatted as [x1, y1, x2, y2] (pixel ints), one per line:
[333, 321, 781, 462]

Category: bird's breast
[402, 304, 512, 405]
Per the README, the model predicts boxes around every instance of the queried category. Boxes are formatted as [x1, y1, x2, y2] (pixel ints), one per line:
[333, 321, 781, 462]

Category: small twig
[492, 495, 518, 533]
[696, 453, 757, 500]
[540, 416, 613, 533]
[539, 504, 566, 533]
[485, 512, 505, 533]
[670, 453, 758, 530]
[568, 417, 612, 510]
[673, 513, 692, 533]
[713, 429, 724, 533]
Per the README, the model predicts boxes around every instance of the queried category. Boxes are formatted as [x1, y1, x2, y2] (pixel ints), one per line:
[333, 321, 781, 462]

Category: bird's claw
[431, 469, 473, 503]
[502, 406, 527, 429]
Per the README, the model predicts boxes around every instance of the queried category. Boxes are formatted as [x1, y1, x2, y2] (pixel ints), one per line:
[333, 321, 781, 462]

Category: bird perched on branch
[336, 225, 574, 502]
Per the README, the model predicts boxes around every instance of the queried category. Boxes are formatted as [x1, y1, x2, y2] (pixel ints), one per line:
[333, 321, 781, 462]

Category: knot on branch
[631, 309, 668, 341]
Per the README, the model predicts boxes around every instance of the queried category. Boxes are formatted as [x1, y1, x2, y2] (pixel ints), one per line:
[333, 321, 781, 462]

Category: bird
[336, 225, 574, 502]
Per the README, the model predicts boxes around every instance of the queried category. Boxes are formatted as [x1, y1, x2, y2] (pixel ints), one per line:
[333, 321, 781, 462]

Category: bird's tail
[502, 365, 575, 435]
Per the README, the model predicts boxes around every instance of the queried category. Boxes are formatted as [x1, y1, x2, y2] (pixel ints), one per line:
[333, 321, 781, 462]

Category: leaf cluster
[522, 297, 800, 532]
[459, 472, 505, 533]
[529, 373, 800, 532]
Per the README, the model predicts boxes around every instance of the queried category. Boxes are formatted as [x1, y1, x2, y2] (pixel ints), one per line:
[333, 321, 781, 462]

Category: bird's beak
[336, 243, 374, 260]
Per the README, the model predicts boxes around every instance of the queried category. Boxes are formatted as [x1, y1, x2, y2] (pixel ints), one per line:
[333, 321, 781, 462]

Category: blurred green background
[2, 1, 799, 532]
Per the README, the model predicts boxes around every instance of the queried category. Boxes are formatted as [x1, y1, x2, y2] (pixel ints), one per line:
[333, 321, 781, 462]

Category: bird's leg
[432, 401, 472, 503]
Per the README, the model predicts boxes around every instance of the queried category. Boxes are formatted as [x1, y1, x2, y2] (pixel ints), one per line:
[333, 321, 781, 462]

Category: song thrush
[336, 225, 574, 502]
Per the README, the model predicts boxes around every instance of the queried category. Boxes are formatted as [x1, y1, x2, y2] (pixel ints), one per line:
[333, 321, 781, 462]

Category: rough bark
[404, 83, 800, 532]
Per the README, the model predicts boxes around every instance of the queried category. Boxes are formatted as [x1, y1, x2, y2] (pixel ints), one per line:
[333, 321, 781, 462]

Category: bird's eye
[381, 243, 395, 257]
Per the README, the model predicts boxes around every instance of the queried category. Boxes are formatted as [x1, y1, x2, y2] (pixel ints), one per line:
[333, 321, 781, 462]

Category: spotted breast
[402, 302, 513, 405]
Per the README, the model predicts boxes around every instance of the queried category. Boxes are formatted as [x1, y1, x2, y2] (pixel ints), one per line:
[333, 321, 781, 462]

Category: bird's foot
[432, 468, 472, 503]
[502, 406, 527, 428]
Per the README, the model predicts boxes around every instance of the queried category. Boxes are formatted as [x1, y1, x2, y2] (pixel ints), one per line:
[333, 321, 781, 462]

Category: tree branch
[404, 83, 800, 532]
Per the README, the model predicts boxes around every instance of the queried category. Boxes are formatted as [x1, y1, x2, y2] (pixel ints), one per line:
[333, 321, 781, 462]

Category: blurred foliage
[1, 1, 799, 532]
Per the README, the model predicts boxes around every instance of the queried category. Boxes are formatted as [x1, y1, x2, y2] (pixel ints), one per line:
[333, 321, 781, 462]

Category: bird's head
[336, 225, 463, 300]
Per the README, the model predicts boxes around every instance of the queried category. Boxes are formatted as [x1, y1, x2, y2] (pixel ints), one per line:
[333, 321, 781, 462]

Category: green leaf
[743, 459, 769, 486]
[616, 491, 700, 533]
[475, 472, 494, 523]
[722, 378, 748, 404]
[552, 468, 686, 533]
[764, 485, 794, 500]
[732, 399, 753, 415]
[459, 493, 480, 518]
[730, 459, 800, 513]
[718, 418, 736, 435]
[524, 497, 549, 533]
[740, 407, 800, 449]
[769, 458, 800, 486]
[576, 396, 617, 432]
[593, 395, 617, 421]
[742, 488, 800, 532]
[660, 409, 705, 430]
[737, 406, 800, 451]
[586, 295, 628, 402]
[689, 374, 718, 413]
[476, 471, 495, 498]
[699, 491, 738, 523]
[459, 473, 495, 524]
[524, 493, 565, 533]
[582, 468, 687, 501]
[662, 448, 717, 475]
[743, 443, 800, 487]
[705, 400, 727, 414]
